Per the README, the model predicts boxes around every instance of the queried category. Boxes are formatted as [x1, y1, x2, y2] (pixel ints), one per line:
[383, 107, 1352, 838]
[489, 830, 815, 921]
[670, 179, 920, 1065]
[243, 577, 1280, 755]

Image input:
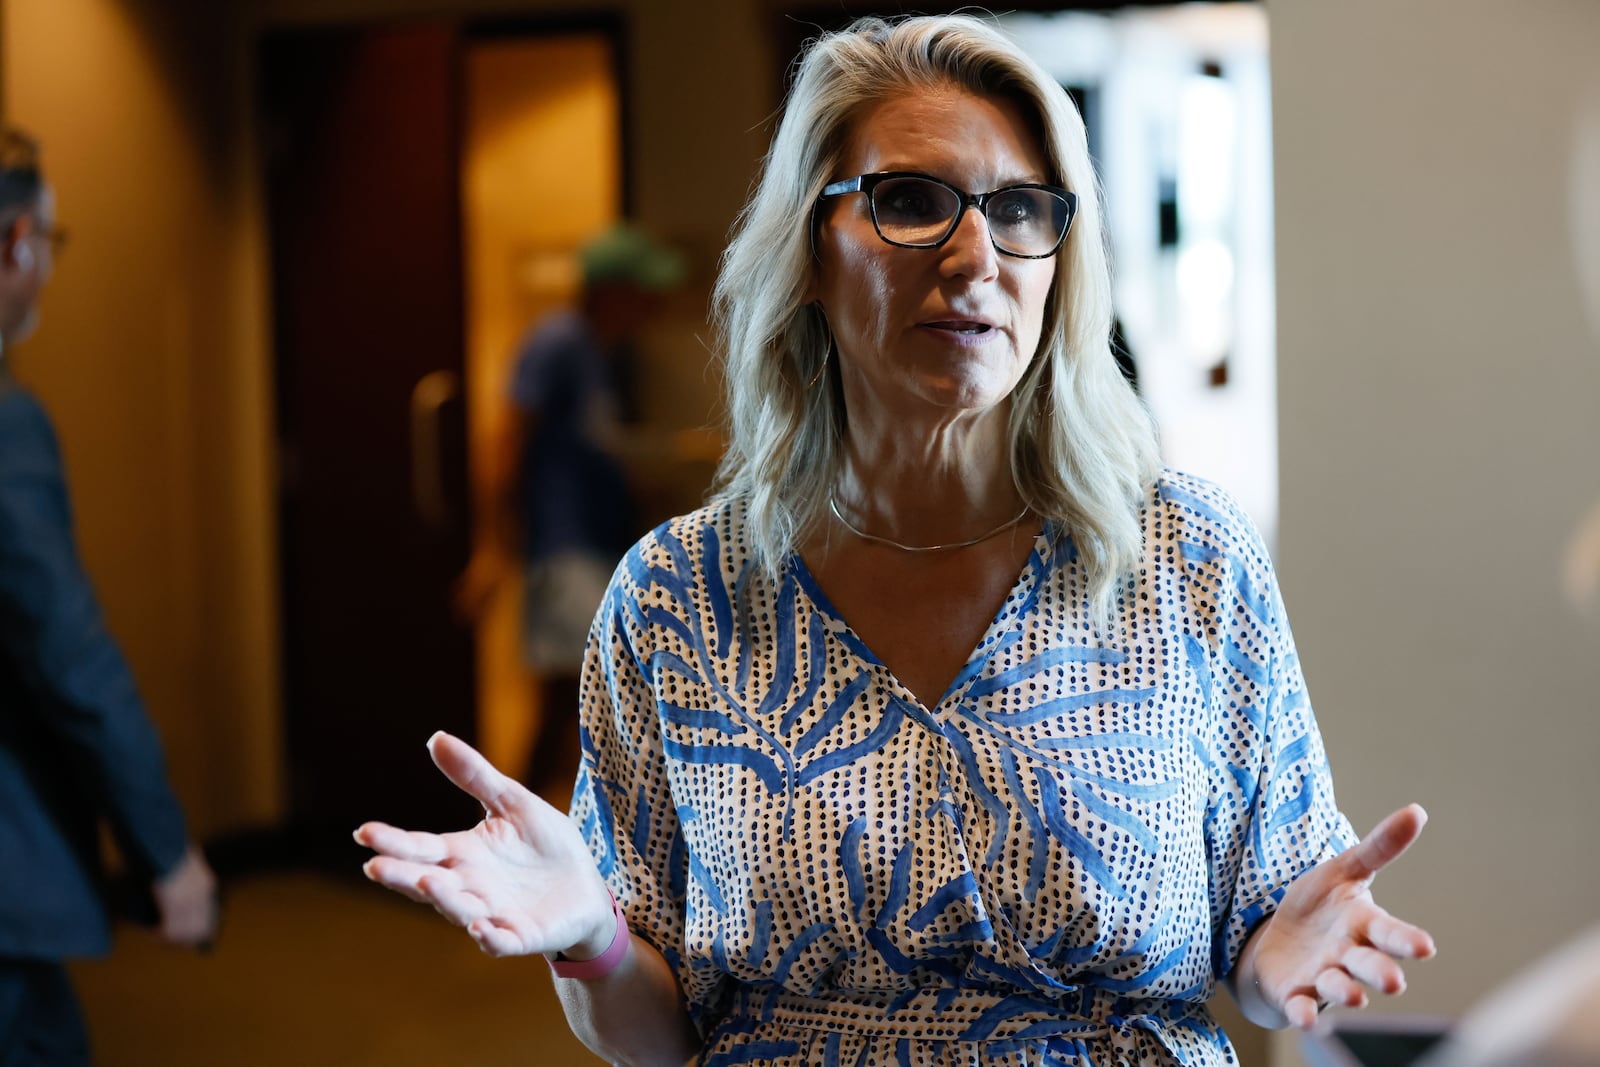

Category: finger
[1364, 909, 1437, 959]
[1342, 945, 1406, 995]
[354, 822, 452, 864]
[1339, 804, 1428, 881]
[1316, 966, 1369, 1010]
[416, 873, 492, 930]
[427, 731, 533, 820]
[469, 918, 527, 958]
[1284, 992, 1322, 1031]
[363, 855, 455, 905]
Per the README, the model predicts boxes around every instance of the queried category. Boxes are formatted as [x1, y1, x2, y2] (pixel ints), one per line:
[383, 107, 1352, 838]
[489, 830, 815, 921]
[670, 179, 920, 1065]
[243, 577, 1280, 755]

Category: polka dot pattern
[569, 469, 1355, 1066]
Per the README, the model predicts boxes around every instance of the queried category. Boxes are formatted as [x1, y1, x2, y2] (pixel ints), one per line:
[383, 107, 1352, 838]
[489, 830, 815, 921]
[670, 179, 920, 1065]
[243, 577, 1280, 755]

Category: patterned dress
[570, 470, 1355, 1066]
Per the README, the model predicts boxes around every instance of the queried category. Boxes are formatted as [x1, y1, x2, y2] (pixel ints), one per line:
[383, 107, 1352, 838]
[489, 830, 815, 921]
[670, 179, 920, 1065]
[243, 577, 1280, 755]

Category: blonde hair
[712, 14, 1159, 618]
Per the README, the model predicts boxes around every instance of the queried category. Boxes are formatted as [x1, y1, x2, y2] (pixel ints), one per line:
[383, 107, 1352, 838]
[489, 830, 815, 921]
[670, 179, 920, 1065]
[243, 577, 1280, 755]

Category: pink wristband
[547, 891, 629, 980]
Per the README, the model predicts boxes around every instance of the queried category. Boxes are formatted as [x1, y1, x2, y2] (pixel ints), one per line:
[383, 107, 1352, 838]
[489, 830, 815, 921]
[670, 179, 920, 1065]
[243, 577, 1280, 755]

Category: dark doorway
[261, 22, 479, 853]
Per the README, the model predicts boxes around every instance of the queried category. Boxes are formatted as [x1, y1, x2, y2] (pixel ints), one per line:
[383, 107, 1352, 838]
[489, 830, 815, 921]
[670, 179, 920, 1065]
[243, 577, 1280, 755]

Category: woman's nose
[939, 205, 999, 282]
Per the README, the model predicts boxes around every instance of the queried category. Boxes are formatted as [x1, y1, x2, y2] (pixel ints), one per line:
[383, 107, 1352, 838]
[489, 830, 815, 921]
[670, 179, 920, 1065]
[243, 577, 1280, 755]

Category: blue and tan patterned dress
[570, 470, 1355, 1065]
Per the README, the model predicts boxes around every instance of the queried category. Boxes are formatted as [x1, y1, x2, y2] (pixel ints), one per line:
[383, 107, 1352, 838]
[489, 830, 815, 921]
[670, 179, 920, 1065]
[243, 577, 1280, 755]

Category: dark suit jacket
[0, 371, 187, 960]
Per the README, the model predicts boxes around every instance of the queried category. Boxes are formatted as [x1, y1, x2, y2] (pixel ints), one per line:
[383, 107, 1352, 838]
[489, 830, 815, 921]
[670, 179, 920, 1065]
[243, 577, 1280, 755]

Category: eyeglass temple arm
[820, 176, 864, 198]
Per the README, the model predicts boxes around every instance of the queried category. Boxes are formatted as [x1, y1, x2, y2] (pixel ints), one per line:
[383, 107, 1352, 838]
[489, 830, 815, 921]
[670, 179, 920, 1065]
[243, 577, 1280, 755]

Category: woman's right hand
[354, 731, 615, 959]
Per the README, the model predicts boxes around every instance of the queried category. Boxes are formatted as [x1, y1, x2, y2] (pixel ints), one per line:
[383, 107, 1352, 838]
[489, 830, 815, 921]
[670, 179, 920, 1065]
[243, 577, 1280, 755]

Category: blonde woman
[358, 16, 1433, 1065]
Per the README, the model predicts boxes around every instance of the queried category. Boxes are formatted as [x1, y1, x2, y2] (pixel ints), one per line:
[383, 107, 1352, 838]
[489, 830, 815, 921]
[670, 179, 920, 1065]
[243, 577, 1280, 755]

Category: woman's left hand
[1241, 803, 1437, 1030]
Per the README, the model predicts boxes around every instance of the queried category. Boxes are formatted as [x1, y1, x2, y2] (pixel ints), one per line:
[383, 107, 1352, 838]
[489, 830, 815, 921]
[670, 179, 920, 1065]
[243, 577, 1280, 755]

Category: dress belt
[728, 984, 1173, 1043]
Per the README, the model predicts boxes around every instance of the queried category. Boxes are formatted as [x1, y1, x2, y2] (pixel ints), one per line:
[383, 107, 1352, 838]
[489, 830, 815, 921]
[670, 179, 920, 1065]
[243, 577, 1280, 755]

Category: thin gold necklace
[828, 494, 1031, 553]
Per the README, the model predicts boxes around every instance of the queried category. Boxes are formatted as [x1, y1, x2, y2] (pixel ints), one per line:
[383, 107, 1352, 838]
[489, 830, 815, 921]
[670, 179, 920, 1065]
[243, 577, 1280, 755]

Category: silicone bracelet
[547, 891, 629, 980]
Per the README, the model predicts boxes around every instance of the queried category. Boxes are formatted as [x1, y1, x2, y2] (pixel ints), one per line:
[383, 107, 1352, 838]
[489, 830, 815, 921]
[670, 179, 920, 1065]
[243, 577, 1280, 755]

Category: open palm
[1249, 804, 1437, 1029]
[353, 731, 612, 959]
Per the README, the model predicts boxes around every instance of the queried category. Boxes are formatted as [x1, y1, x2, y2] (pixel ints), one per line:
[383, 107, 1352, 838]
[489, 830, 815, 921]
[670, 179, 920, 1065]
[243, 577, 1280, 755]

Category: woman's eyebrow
[872, 166, 1052, 188]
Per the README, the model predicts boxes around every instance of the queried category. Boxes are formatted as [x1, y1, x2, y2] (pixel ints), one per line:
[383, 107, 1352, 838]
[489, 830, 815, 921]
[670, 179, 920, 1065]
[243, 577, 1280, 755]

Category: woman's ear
[3, 217, 33, 273]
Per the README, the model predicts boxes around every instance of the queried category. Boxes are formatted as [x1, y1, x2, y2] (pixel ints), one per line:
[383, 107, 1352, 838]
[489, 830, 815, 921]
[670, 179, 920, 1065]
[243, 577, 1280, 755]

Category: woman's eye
[990, 195, 1036, 227]
[883, 192, 936, 218]
[875, 179, 954, 222]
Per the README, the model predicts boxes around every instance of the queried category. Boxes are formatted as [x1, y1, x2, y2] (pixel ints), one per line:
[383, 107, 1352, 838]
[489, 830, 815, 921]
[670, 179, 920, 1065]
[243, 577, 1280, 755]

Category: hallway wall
[1269, 0, 1600, 1056]
[0, 0, 281, 837]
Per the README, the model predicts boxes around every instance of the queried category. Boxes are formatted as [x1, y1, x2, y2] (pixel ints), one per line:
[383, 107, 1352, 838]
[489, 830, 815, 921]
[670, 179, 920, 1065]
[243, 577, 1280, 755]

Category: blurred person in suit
[0, 127, 217, 1066]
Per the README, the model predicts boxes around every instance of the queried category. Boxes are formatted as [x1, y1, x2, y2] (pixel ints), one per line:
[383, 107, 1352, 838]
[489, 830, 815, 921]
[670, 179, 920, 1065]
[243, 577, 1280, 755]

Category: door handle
[409, 369, 460, 531]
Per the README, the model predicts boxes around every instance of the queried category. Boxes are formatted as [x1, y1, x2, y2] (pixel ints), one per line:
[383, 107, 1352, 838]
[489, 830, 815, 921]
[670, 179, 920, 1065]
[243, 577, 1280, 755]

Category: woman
[356, 15, 1434, 1065]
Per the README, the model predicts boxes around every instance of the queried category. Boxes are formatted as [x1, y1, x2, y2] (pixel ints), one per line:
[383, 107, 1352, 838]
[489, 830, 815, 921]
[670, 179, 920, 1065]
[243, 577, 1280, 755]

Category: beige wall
[1269, 0, 1600, 1058]
[2, 0, 281, 838]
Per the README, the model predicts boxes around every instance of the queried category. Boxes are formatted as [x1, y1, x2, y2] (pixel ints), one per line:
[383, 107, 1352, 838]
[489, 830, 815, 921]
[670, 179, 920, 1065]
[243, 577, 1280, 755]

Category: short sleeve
[0, 388, 189, 881]
[509, 313, 586, 415]
[567, 547, 732, 1039]
[1170, 480, 1357, 979]
[508, 330, 551, 412]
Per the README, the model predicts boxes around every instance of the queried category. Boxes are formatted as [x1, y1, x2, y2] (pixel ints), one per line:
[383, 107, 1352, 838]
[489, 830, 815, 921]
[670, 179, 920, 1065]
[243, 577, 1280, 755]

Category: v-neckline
[788, 523, 1058, 713]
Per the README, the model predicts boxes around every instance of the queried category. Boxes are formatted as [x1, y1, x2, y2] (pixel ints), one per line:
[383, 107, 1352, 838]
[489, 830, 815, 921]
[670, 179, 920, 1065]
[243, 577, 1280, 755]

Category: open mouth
[923, 320, 993, 335]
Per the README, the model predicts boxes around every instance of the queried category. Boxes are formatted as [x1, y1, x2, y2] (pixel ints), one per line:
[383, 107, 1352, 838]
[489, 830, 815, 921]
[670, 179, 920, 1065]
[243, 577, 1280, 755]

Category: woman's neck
[833, 405, 1023, 546]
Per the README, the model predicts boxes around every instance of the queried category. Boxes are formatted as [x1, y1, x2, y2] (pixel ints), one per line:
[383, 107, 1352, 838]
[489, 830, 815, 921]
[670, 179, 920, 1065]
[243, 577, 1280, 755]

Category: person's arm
[151, 844, 219, 948]
[454, 403, 535, 622]
[355, 732, 699, 1066]
[482, 404, 533, 558]
[1226, 804, 1436, 1030]
[1173, 476, 1433, 1029]
[552, 918, 702, 1066]
[0, 388, 217, 946]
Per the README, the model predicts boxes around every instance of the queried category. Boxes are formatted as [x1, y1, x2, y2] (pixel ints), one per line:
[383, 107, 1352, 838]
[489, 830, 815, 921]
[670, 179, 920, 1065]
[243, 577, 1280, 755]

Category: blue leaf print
[659, 701, 746, 735]
[664, 739, 784, 794]
[1034, 766, 1128, 899]
[798, 703, 905, 786]
[991, 687, 1158, 727]
[795, 670, 872, 760]
[968, 646, 1130, 698]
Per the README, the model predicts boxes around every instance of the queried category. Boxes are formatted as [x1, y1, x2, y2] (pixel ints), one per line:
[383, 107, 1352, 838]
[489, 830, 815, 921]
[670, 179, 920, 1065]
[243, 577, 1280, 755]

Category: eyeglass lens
[870, 176, 1068, 256]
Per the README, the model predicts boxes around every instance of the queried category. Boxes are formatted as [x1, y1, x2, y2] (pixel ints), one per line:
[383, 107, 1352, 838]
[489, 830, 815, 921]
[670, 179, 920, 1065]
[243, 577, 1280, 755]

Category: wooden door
[261, 22, 479, 855]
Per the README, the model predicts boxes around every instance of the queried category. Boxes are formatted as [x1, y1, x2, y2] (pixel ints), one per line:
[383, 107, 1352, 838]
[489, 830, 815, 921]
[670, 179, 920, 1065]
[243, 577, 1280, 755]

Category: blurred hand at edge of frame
[151, 843, 221, 951]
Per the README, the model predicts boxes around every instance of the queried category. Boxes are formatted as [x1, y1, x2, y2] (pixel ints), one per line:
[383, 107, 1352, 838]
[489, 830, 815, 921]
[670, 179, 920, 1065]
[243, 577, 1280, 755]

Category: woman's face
[811, 87, 1058, 427]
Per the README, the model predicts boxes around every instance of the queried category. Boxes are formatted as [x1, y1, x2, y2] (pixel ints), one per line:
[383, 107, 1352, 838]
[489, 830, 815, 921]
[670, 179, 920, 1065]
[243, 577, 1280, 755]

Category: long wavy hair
[711, 14, 1159, 618]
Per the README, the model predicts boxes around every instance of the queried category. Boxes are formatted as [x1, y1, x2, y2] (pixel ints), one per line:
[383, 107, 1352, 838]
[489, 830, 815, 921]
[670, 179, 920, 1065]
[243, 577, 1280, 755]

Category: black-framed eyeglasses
[817, 171, 1078, 259]
[0, 215, 67, 259]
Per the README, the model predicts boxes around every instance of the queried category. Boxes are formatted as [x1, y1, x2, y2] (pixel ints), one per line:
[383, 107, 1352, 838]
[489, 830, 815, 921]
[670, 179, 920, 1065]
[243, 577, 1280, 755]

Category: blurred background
[2, 0, 1597, 1063]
